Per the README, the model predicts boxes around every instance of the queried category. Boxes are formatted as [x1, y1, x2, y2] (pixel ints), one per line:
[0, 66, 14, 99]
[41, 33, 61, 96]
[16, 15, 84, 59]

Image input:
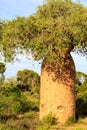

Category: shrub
[29, 100, 39, 111]
[0, 86, 31, 118]
[12, 101, 22, 114]
[3, 86, 21, 98]
[43, 112, 57, 125]
[20, 100, 30, 112]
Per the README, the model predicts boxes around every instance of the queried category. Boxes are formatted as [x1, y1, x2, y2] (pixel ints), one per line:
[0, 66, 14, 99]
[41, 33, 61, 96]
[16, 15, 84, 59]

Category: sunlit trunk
[40, 53, 76, 123]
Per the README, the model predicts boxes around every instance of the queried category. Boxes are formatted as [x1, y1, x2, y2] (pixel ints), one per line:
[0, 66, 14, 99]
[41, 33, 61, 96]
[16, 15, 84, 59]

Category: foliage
[0, 0, 87, 62]
[0, 86, 22, 116]
[43, 112, 57, 125]
[0, 71, 87, 129]
[6, 76, 17, 84]
[0, 68, 40, 122]
[76, 72, 87, 118]
[17, 69, 40, 92]
[0, 74, 5, 84]
[76, 71, 87, 85]
[0, 62, 6, 74]
[0, 85, 39, 119]
[0, 62, 6, 83]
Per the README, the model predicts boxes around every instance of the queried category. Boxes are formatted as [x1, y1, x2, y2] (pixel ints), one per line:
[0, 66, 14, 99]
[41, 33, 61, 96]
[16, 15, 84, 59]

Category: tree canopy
[0, 0, 87, 62]
[17, 69, 40, 91]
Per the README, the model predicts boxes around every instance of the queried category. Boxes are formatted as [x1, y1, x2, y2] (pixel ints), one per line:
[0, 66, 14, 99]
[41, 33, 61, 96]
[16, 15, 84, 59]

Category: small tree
[17, 69, 40, 92]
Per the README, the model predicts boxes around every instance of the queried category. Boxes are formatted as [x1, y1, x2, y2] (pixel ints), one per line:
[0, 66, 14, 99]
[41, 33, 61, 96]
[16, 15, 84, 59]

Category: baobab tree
[0, 0, 87, 123]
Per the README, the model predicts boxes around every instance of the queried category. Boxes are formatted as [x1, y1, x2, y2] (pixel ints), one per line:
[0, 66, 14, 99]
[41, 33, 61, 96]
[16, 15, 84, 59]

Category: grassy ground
[52, 117, 87, 130]
[0, 112, 87, 130]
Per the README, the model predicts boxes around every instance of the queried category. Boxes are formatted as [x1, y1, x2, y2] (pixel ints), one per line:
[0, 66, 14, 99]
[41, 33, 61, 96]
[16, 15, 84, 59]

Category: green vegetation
[0, 62, 6, 74]
[0, 62, 6, 83]
[0, 0, 87, 129]
[76, 72, 87, 118]
[0, 71, 87, 129]
[43, 112, 57, 125]
[0, 69, 40, 130]
[0, 0, 87, 62]
[17, 69, 40, 92]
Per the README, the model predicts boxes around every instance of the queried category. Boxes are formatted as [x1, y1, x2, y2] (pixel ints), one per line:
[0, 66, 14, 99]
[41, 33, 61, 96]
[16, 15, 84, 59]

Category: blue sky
[0, 0, 43, 20]
[0, 0, 87, 78]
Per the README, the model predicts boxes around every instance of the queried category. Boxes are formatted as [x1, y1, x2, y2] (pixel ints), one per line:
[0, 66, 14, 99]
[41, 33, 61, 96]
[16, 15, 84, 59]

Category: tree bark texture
[40, 53, 76, 123]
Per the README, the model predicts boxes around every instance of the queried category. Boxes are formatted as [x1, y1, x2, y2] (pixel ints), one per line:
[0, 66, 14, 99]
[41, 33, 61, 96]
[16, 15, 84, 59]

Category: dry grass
[0, 112, 87, 130]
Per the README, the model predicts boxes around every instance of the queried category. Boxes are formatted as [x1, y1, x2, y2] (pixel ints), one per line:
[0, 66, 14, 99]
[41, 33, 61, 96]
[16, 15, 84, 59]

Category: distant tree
[76, 72, 87, 117]
[76, 72, 87, 85]
[5, 76, 17, 87]
[17, 69, 40, 92]
[0, 62, 6, 83]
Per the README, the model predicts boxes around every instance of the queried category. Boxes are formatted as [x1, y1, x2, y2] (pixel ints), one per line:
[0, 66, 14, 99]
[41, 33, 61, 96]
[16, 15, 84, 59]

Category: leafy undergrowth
[0, 71, 87, 130]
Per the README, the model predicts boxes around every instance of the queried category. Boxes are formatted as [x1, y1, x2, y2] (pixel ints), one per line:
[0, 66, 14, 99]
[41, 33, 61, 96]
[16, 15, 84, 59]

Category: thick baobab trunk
[40, 53, 76, 123]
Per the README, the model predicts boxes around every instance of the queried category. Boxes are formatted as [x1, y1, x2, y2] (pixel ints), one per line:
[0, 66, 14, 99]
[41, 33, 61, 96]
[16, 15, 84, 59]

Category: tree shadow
[41, 53, 76, 88]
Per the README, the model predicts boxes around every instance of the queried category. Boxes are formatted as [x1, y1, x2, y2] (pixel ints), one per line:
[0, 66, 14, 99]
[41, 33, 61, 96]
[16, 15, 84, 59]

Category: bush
[29, 100, 39, 111]
[12, 102, 22, 114]
[0, 85, 36, 118]
[43, 112, 57, 125]
[20, 100, 30, 112]
[3, 86, 21, 98]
